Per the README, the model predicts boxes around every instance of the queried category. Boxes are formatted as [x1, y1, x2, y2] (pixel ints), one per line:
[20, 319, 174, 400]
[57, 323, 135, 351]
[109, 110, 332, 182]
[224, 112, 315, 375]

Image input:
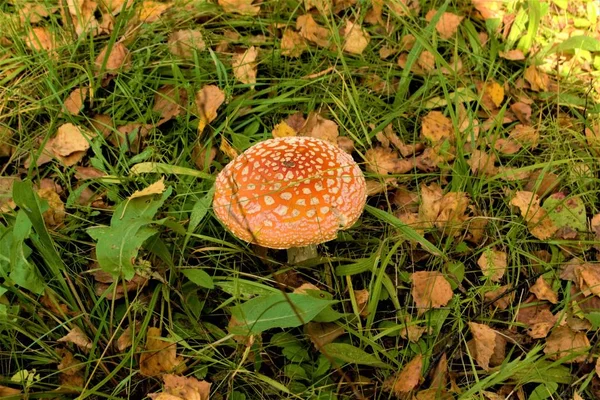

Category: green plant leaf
[229, 293, 335, 335]
[529, 382, 558, 400]
[8, 210, 44, 294]
[556, 35, 600, 52]
[542, 193, 587, 233]
[214, 278, 278, 299]
[182, 269, 214, 289]
[188, 186, 215, 234]
[87, 187, 172, 280]
[320, 343, 390, 368]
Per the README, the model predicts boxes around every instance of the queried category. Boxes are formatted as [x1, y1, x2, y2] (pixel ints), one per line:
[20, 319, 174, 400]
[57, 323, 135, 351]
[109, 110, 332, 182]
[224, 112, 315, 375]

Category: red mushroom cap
[212, 136, 367, 249]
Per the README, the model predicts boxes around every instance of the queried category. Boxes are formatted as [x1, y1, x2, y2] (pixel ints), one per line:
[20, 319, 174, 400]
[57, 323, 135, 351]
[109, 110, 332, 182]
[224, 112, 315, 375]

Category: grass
[1, 0, 600, 399]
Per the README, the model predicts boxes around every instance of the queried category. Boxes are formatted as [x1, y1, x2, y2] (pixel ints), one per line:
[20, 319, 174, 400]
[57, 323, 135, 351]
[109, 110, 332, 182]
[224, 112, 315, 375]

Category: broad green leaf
[284, 364, 308, 381]
[188, 186, 215, 234]
[529, 382, 558, 400]
[214, 278, 278, 299]
[556, 35, 600, 52]
[365, 205, 445, 258]
[8, 211, 44, 294]
[181, 269, 214, 289]
[229, 293, 335, 335]
[335, 254, 377, 276]
[87, 187, 171, 280]
[542, 193, 587, 232]
[321, 343, 390, 368]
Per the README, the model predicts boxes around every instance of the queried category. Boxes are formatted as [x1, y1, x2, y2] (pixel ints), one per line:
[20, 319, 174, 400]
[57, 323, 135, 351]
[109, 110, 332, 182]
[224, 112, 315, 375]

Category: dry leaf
[57, 348, 84, 387]
[421, 111, 453, 143]
[419, 183, 469, 236]
[58, 326, 93, 352]
[196, 85, 225, 133]
[480, 81, 504, 109]
[297, 14, 330, 48]
[484, 284, 513, 310]
[219, 139, 239, 160]
[417, 50, 435, 72]
[468, 322, 498, 371]
[0, 127, 13, 158]
[272, 121, 297, 138]
[153, 85, 187, 123]
[193, 145, 217, 170]
[524, 65, 549, 92]
[517, 301, 556, 339]
[477, 249, 507, 282]
[305, 322, 345, 348]
[365, 147, 412, 175]
[510, 102, 532, 124]
[64, 87, 89, 116]
[38, 187, 66, 228]
[384, 354, 423, 395]
[499, 49, 525, 60]
[411, 271, 453, 315]
[510, 191, 558, 240]
[138, 1, 171, 22]
[140, 327, 185, 376]
[281, 29, 307, 57]
[425, 10, 463, 40]
[354, 289, 369, 317]
[232, 46, 258, 88]
[26, 27, 55, 53]
[168, 30, 206, 59]
[576, 264, 600, 298]
[530, 276, 558, 304]
[342, 20, 370, 55]
[399, 323, 426, 343]
[19, 3, 55, 24]
[299, 112, 338, 142]
[544, 326, 590, 363]
[129, 178, 166, 200]
[510, 124, 538, 148]
[472, 0, 505, 20]
[94, 270, 148, 300]
[95, 43, 131, 72]
[494, 138, 522, 155]
[66, 0, 99, 37]
[0, 177, 18, 212]
[468, 149, 497, 176]
[149, 374, 211, 400]
[218, 0, 260, 16]
[0, 385, 21, 396]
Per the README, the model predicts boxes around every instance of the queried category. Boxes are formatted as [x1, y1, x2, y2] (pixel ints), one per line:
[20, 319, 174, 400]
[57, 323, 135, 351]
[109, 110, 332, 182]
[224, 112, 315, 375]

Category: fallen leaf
[129, 178, 166, 200]
[57, 348, 84, 387]
[38, 187, 65, 228]
[218, 0, 260, 16]
[95, 43, 131, 72]
[138, 1, 171, 22]
[57, 326, 93, 353]
[354, 289, 369, 317]
[63, 87, 89, 116]
[18, 3, 55, 24]
[66, 0, 99, 37]
[25, 27, 55, 53]
[468, 149, 497, 176]
[524, 65, 549, 92]
[510, 191, 558, 240]
[411, 271, 453, 315]
[494, 138, 522, 155]
[383, 354, 423, 394]
[524, 171, 559, 197]
[468, 322, 498, 371]
[0, 127, 12, 157]
[472, 0, 505, 20]
[193, 144, 217, 170]
[596, 357, 600, 378]
[0, 177, 18, 212]
[168, 30, 206, 59]
[305, 322, 345, 348]
[281, 29, 307, 57]
[140, 327, 186, 376]
[499, 49, 525, 60]
[153, 85, 188, 123]
[575, 264, 600, 298]
[272, 121, 297, 138]
[425, 10, 463, 40]
[364, 147, 412, 175]
[421, 111, 453, 143]
[530, 276, 558, 304]
[0, 385, 21, 396]
[510, 124, 539, 149]
[342, 20, 370, 55]
[93, 269, 149, 300]
[544, 326, 590, 363]
[418, 183, 469, 236]
[104, 0, 134, 15]
[399, 322, 426, 343]
[299, 112, 338, 142]
[232, 46, 258, 89]
[477, 249, 507, 282]
[379, 45, 397, 59]
[484, 285, 513, 310]
[196, 85, 225, 133]
[479, 80, 504, 109]
[297, 14, 331, 48]
[510, 102, 532, 124]
[417, 50, 436, 72]
[149, 374, 210, 400]
[219, 139, 239, 159]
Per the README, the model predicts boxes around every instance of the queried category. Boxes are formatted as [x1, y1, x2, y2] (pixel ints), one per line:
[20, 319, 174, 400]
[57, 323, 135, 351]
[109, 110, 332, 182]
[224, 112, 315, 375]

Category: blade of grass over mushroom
[229, 293, 336, 335]
[365, 205, 445, 259]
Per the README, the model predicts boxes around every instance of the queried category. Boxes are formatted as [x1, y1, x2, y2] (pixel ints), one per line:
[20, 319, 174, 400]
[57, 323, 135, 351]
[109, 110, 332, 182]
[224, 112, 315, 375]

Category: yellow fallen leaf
[468, 322, 499, 371]
[129, 178, 166, 200]
[138, 1, 171, 22]
[232, 46, 258, 89]
[477, 248, 507, 282]
[57, 326, 93, 353]
[67, 0, 99, 37]
[149, 374, 211, 400]
[196, 85, 225, 133]
[342, 20, 370, 55]
[544, 326, 590, 363]
[421, 111, 453, 142]
[530, 276, 558, 304]
[140, 327, 186, 376]
[484, 81, 504, 108]
[296, 14, 330, 47]
[281, 29, 307, 58]
[383, 354, 423, 395]
[411, 271, 453, 314]
[220, 139, 239, 159]
[218, 0, 260, 15]
[38, 187, 66, 228]
[168, 30, 206, 59]
[524, 65, 549, 92]
[63, 87, 89, 116]
[272, 121, 297, 138]
[299, 112, 338, 142]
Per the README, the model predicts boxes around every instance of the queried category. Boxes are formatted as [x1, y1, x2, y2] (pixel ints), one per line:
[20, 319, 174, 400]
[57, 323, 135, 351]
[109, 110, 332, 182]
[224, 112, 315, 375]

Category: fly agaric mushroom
[212, 136, 366, 261]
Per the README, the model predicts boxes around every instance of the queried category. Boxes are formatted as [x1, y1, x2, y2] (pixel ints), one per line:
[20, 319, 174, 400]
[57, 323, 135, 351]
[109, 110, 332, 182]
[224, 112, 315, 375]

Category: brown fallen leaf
[342, 20, 370, 55]
[468, 149, 497, 176]
[544, 325, 590, 363]
[57, 348, 84, 388]
[18, 3, 55, 24]
[472, 0, 505, 20]
[575, 264, 600, 298]
[468, 322, 499, 371]
[63, 87, 89, 116]
[153, 85, 188, 124]
[510, 102, 532, 124]
[148, 374, 210, 400]
[305, 322, 345, 348]
[484, 284, 514, 310]
[411, 271, 453, 315]
[421, 111, 453, 143]
[140, 327, 186, 376]
[299, 112, 338, 142]
[425, 10, 463, 40]
[281, 29, 307, 58]
[510, 191, 558, 240]
[117, 322, 142, 352]
[0, 127, 13, 157]
[478, 80, 504, 109]
[399, 321, 427, 343]
[93, 269, 149, 300]
[477, 249, 507, 282]
[25, 27, 55, 53]
[418, 183, 469, 236]
[66, 0, 99, 37]
[167, 30, 206, 59]
[530, 276, 558, 304]
[353, 289, 369, 317]
[95, 43, 131, 73]
[196, 85, 225, 134]
[232, 46, 258, 89]
[524, 65, 549, 92]
[499, 49, 525, 60]
[193, 144, 217, 170]
[297, 14, 330, 48]
[383, 354, 423, 395]
[0, 385, 21, 396]
[0, 177, 18, 212]
[364, 147, 412, 175]
[38, 187, 66, 228]
[510, 124, 539, 148]
[138, 1, 171, 22]
[417, 50, 436, 72]
[58, 326, 93, 353]
[218, 0, 260, 15]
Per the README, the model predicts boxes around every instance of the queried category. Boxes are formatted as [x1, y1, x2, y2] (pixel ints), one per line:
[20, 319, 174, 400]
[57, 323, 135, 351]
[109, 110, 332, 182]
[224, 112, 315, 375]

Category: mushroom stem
[287, 245, 318, 264]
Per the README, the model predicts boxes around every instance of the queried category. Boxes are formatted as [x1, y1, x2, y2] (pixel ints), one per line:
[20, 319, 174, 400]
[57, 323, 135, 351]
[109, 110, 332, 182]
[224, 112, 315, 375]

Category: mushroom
[212, 136, 367, 263]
